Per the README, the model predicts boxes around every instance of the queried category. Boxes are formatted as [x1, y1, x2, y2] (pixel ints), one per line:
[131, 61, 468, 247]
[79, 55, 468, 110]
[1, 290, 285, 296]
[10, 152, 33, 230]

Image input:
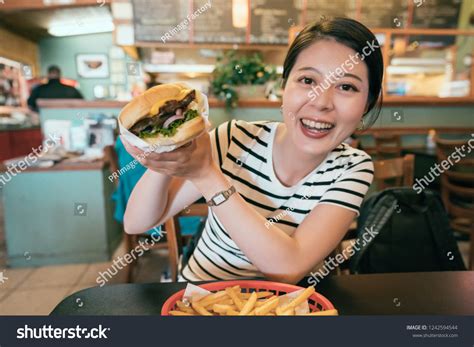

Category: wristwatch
[206, 185, 236, 206]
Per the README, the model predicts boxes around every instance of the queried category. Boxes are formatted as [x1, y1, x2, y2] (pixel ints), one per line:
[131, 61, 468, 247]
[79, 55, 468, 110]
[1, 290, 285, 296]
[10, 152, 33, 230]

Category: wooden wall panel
[0, 27, 39, 75]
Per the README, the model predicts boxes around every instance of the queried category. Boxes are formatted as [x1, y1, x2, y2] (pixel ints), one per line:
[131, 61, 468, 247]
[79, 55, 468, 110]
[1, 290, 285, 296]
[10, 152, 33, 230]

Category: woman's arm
[192, 163, 356, 284]
[122, 140, 202, 235]
[122, 121, 229, 235]
[123, 170, 202, 234]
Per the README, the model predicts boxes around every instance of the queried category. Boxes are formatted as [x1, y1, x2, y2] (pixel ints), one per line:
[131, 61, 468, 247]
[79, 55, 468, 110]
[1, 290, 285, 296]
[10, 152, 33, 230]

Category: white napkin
[276, 288, 310, 314]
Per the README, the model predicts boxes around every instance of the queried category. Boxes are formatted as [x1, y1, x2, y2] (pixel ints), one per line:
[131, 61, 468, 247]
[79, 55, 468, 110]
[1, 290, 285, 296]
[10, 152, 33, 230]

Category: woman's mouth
[299, 118, 335, 139]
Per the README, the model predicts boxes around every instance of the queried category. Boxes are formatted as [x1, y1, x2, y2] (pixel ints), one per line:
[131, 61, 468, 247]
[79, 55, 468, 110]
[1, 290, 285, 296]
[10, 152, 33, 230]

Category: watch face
[214, 194, 226, 205]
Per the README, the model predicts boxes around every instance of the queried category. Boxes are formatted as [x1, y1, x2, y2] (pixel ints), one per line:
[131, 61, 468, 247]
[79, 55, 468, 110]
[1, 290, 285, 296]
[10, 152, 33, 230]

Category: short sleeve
[209, 120, 234, 169]
[318, 153, 374, 215]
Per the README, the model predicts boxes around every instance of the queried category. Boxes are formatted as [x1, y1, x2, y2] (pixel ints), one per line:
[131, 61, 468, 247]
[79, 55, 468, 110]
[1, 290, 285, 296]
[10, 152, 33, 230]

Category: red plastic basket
[161, 280, 335, 315]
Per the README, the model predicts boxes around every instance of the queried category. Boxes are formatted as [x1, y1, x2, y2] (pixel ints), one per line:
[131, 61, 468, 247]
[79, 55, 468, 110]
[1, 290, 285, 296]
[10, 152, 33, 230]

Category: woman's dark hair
[282, 17, 384, 128]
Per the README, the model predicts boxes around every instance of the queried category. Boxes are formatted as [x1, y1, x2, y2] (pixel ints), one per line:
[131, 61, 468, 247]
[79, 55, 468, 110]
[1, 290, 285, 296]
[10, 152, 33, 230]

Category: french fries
[168, 285, 338, 316]
[238, 292, 258, 315]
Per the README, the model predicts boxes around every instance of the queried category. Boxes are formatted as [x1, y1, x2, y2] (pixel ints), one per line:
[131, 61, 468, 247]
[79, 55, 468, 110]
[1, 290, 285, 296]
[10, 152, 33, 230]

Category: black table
[51, 271, 474, 315]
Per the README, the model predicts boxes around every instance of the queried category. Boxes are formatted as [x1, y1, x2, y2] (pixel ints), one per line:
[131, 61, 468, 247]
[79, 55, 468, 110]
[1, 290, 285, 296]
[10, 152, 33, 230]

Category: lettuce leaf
[139, 109, 199, 138]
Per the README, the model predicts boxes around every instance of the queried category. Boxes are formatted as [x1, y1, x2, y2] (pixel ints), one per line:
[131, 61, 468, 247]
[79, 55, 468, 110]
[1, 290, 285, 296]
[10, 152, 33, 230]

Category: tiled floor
[0, 238, 168, 315]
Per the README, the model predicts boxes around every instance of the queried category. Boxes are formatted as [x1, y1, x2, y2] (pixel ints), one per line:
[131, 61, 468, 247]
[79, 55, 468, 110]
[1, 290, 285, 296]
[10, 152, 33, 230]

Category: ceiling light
[232, 0, 248, 28]
[48, 20, 114, 37]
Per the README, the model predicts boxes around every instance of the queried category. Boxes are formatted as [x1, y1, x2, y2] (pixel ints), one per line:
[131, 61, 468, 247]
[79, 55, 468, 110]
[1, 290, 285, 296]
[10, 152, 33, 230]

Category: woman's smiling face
[282, 39, 370, 156]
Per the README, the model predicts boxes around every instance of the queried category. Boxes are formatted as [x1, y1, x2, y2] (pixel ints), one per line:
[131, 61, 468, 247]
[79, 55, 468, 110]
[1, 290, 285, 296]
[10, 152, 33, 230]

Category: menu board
[305, 0, 357, 24]
[360, 0, 408, 29]
[250, 0, 302, 44]
[412, 0, 461, 29]
[129, 0, 464, 45]
[411, 0, 461, 45]
[193, 0, 246, 43]
[132, 0, 190, 42]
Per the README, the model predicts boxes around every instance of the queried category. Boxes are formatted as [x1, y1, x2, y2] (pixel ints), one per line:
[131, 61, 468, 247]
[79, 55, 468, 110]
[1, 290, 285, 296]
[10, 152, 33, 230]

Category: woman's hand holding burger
[120, 83, 225, 193]
[121, 131, 216, 183]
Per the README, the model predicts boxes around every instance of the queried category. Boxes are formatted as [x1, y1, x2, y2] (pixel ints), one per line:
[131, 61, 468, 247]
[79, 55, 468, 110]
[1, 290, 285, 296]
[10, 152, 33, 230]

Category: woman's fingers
[121, 135, 194, 163]
[153, 140, 196, 162]
[121, 137, 165, 166]
[121, 136, 145, 157]
[119, 132, 210, 179]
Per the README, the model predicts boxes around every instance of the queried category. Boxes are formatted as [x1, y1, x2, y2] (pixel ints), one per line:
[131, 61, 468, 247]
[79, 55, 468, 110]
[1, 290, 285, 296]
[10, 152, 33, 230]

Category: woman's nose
[309, 84, 334, 111]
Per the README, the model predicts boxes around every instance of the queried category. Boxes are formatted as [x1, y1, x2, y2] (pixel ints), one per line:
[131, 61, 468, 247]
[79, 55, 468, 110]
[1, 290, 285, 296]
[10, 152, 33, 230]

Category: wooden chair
[441, 176, 474, 270]
[373, 154, 415, 190]
[434, 136, 474, 269]
[374, 133, 402, 159]
[163, 202, 208, 281]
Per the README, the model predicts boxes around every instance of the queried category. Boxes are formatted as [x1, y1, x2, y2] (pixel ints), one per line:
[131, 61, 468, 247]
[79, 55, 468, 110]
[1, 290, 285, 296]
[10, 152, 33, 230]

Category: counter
[0, 124, 42, 161]
[1, 159, 121, 267]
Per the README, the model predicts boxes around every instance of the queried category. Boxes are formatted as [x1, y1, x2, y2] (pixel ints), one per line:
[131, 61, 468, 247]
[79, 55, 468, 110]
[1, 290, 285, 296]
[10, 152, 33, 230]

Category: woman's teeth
[300, 118, 334, 131]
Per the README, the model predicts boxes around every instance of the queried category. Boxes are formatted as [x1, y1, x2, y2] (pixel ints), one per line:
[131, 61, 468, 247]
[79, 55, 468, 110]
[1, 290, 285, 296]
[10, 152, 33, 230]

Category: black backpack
[349, 188, 466, 274]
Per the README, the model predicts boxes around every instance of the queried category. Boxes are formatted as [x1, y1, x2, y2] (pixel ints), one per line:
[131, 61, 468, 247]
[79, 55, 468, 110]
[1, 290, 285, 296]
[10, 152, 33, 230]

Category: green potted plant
[211, 51, 277, 108]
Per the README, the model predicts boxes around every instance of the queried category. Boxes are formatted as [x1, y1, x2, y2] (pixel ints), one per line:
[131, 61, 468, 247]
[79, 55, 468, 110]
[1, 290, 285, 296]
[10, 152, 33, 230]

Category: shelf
[134, 41, 289, 50]
[382, 96, 474, 105]
[143, 63, 284, 74]
[0, 106, 32, 114]
[356, 126, 474, 136]
[37, 99, 128, 109]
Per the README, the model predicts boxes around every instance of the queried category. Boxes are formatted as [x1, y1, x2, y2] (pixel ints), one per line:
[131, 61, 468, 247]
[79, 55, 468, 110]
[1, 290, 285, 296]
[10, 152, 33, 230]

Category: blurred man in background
[27, 65, 83, 112]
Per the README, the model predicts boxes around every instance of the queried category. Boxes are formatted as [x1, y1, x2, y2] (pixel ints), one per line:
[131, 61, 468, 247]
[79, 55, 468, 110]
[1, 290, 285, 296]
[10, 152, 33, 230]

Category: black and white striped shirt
[180, 120, 374, 281]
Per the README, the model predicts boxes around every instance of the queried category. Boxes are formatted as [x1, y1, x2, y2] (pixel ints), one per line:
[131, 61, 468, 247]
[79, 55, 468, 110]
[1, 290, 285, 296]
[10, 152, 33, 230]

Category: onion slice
[163, 110, 185, 129]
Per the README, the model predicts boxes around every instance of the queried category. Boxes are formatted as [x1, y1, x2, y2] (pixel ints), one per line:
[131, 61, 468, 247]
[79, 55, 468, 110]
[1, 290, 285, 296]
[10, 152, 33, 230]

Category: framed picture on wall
[75, 54, 109, 78]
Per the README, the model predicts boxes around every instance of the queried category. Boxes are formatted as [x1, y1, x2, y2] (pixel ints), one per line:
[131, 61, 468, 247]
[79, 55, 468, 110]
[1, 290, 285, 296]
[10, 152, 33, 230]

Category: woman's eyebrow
[297, 66, 363, 82]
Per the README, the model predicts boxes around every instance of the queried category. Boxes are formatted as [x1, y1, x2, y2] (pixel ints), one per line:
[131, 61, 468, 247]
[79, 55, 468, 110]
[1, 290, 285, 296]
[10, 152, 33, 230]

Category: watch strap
[207, 185, 236, 206]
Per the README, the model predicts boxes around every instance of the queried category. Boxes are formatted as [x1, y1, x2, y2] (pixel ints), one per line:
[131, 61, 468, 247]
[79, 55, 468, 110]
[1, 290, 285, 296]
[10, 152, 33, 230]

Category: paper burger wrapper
[118, 91, 212, 153]
[183, 283, 211, 303]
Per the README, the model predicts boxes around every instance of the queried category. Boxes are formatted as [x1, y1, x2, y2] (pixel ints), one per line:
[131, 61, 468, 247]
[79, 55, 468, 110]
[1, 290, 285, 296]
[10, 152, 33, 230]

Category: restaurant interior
[0, 0, 473, 318]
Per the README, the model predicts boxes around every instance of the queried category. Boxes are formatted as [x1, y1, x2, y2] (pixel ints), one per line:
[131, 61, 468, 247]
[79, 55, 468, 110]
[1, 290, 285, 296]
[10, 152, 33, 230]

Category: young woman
[122, 18, 383, 284]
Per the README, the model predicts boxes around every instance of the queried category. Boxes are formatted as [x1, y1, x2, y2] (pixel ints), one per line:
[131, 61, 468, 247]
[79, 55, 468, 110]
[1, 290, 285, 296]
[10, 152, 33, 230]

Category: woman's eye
[338, 84, 358, 92]
[299, 77, 314, 85]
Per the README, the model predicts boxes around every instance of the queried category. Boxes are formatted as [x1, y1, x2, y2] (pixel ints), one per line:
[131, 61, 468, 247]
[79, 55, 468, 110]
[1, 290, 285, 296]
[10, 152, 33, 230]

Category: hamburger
[119, 83, 206, 147]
